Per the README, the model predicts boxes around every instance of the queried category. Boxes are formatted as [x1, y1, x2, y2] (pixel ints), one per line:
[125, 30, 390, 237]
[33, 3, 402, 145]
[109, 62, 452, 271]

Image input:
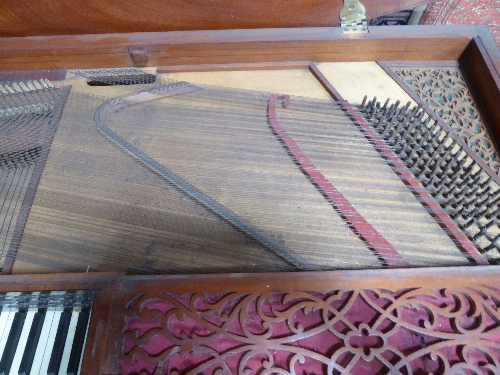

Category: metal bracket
[340, 0, 368, 34]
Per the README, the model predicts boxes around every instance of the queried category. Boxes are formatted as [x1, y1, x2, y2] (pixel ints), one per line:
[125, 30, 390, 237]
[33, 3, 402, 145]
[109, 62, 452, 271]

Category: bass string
[101, 86, 480, 266]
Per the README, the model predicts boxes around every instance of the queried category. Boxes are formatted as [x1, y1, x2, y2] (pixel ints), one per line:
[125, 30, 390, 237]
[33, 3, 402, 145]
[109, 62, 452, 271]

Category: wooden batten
[0, 26, 484, 72]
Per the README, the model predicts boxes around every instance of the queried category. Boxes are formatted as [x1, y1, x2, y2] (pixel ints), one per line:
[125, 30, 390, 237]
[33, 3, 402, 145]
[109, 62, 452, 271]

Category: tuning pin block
[360, 96, 500, 262]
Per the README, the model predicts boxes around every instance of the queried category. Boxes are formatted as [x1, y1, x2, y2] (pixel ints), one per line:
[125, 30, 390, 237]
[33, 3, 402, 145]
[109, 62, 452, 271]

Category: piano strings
[0, 70, 498, 274]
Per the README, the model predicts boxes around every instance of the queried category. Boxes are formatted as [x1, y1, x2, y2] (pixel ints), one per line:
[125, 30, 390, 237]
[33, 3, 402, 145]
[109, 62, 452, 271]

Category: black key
[18, 309, 46, 375]
[47, 309, 72, 375]
[0, 310, 27, 375]
[66, 310, 90, 375]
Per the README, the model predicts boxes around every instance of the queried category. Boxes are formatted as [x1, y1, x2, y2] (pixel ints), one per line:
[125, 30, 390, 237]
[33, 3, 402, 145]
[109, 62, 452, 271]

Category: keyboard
[0, 291, 94, 375]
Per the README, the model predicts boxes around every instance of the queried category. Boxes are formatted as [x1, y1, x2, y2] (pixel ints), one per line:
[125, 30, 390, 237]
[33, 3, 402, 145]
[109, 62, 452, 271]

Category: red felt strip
[268, 94, 409, 268]
[339, 100, 488, 265]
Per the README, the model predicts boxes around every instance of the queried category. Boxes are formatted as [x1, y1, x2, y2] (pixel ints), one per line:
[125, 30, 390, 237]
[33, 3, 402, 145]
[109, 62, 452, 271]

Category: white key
[0, 292, 21, 359]
[0, 309, 16, 359]
[76, 309, 92, 375]
[58, 309, 80, 375]
[9, 307, 37, 375]
[36, 307, 63, 375]
[0, 299, 12, 344]
[30, 306, 57, 375]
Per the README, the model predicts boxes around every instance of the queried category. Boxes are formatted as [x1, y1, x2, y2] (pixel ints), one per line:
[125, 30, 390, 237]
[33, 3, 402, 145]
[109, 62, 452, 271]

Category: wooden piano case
[1, 1, 500, 373]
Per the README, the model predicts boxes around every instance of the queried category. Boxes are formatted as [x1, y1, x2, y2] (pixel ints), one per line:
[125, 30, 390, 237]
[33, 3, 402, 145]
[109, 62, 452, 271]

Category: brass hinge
[340, 0, 368, 34]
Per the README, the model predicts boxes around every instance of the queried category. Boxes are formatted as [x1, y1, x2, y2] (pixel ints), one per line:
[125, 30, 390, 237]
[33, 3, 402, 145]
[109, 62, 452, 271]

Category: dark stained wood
[472, 25, 500, 78]
[382, 60, 459, 67]
[0, 26, 481, 72]
[127, 45, 148, 65]
[0, 271, 119, 292]
[308, 62, 343, 100]
[0, 0, 433, 37]
[459, 36, 500, 156]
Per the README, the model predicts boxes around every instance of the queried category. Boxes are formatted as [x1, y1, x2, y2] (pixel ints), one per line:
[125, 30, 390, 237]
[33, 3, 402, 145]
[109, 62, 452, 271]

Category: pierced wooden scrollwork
[392, 67, 500, 174]
[121, 286, 500, 374]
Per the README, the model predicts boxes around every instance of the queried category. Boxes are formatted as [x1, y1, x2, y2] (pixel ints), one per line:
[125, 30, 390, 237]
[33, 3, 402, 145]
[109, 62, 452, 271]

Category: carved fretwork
[121, 286, 500, 374]
[392, 67, 500, 174]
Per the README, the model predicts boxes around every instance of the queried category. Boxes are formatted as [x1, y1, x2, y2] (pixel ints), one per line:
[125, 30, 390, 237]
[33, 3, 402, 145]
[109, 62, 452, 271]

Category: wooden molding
[0, 25, 485, 72]
[460, 36, 500, 154]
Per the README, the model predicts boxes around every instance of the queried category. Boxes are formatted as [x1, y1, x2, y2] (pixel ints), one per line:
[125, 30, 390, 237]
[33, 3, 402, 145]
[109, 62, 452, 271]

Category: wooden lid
[0, 0, 431, 37]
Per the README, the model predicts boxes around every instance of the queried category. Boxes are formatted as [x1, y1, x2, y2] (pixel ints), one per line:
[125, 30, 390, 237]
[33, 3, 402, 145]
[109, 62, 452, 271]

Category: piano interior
[0, 47, 500, 375]
[1, 2, 500, 368]
[1, 62, 498, 276]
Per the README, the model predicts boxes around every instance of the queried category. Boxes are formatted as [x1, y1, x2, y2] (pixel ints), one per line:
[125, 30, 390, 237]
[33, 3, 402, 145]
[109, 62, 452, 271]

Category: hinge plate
[340, 0, 368, 34]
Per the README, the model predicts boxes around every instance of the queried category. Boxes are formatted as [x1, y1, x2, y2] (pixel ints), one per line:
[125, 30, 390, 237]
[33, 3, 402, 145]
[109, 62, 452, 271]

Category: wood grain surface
[0, 0, 433, 37]
[460, 37, 500, 156]
[0, 26, 479, 72]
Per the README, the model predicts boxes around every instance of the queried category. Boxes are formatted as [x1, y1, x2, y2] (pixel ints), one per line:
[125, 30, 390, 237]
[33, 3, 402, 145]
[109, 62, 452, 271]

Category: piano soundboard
[1, 62, 499, 276]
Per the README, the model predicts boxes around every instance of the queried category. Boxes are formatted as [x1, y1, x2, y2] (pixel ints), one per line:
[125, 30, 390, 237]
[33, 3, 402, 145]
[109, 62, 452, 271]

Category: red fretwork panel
[121, 285, 500, 374]
[0, 268, 499, 374]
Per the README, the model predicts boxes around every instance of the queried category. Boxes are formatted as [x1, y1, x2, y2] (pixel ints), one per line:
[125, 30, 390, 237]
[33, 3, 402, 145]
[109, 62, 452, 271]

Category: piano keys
[0, 290, 94, 375]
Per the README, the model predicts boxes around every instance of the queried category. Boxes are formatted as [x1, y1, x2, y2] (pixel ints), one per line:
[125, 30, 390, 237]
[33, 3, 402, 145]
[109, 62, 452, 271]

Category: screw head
[349, 3, 355, 10]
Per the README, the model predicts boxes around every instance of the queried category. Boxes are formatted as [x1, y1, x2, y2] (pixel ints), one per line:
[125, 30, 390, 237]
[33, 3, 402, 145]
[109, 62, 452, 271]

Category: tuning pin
[33, 80, 43, 90]
[381, 98, 390, 111]
[4, 84, 16, 94]
[360, 95, 367, 110]
[19, 81, 30, 92]
[43, 78, 54, 89]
